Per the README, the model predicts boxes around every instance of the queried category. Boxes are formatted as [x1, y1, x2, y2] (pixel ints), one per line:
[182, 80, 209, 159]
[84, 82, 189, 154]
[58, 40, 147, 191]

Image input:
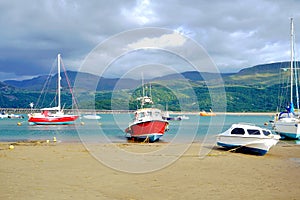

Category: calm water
[0, 113, 287, 144]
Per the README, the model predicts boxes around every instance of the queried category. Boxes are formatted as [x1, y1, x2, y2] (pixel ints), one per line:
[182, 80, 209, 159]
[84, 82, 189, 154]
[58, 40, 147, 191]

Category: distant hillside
[0, 81, 15, 91]
[5, 61, 292, 91]
[4, 71, 141, 92]
[222, 61, 300, 86]
[5, 75, 49, 90]
[1, 61, 298, 111]
[0, 81, 35, 108]
[237, 61, 298, 75]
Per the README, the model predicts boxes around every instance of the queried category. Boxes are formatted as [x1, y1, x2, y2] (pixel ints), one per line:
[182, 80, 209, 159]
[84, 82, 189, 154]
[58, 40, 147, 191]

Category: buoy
[80, 122, 85, 125]
[264, 122, 268, 126]
[9, 145, 14, 150]
[98, 123, 102, 126]
[53, 137, 57, 142]
[17, 122, 22, 126]
[46, 140, 50, 143]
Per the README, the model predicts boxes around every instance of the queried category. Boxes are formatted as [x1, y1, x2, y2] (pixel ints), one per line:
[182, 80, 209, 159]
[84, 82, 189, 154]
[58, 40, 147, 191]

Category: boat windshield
[231, 128, 245, 135]
[262, 130, 271, 136]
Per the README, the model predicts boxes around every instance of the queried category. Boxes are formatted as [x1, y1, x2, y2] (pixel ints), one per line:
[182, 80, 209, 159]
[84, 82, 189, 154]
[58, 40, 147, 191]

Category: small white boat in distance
[0, 112, 8, 119]
[177, 115, 189, 120]
[83, 114, 101, 120]
[217, 123, 280, 155]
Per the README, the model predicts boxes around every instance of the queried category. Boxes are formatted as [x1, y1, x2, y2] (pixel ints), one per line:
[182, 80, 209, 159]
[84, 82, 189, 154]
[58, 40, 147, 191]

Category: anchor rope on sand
[142, 136, 149, 143]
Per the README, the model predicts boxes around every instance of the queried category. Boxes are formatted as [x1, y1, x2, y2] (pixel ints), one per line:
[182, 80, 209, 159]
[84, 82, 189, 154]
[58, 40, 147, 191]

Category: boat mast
[149, 82, 152, 98]
[57, 54, 61, 111]
[290, 18, 294, 105]
[142, 73, 145, 98]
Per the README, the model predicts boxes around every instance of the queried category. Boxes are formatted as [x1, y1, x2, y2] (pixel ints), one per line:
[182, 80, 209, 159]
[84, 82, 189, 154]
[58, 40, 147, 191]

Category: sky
[1, 0, 300, 81]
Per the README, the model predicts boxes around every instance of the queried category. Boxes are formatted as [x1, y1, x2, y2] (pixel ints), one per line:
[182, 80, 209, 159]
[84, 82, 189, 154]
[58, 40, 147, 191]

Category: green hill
[1, 61, 299, 112]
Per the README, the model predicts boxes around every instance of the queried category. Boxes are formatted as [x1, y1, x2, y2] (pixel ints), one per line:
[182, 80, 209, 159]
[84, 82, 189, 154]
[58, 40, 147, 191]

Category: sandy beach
[0, 141, 300, 200]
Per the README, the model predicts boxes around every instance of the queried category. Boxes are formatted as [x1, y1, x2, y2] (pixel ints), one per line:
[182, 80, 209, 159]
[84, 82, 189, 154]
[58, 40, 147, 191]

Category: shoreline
[0, 107, 276, 116]
[1, 141, 300, 199]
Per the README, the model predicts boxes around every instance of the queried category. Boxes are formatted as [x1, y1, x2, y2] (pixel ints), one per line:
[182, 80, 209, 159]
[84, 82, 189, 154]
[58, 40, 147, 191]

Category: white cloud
[122, 0, 158, 25]
[127, 32, 187, 50]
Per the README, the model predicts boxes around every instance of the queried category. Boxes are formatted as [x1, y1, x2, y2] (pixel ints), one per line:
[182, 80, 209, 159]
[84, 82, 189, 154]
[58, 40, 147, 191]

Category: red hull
[28, 115, 79, 125]
[126, 120, 168, 140]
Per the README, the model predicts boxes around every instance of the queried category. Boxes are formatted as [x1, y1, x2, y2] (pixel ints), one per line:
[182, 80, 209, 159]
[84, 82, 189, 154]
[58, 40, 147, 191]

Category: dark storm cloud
[0, 0, 300, 80]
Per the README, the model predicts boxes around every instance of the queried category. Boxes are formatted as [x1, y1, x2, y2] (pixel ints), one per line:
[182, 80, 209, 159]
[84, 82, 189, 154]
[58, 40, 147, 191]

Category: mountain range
[4, 61, 293, 91]
[0, 61, 298, 112]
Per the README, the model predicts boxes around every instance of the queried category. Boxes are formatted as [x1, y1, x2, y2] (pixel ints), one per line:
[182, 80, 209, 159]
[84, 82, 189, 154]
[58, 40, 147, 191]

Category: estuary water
[0, 113, 281, 144]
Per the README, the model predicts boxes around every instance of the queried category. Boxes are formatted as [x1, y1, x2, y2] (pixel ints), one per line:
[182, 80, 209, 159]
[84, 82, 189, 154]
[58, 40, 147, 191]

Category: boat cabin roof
[228, 123, 272, 136]
[133, 108, 163, 120]
[40, 107, 60, 111]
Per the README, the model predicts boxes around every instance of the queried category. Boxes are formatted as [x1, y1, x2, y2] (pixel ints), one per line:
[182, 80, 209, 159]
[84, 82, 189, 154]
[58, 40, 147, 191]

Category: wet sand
[0, 141, 299, 200]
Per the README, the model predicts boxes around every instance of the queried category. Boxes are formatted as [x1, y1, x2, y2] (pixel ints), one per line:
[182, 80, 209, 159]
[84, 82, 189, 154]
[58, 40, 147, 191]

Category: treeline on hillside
[0, 84, 285, 112]
[80, 84, 283, 112]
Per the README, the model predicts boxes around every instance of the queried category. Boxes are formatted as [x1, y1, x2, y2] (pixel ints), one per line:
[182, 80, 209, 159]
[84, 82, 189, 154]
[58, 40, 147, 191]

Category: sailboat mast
[290, 18, 294, 104]
[57, 54, 61, 111]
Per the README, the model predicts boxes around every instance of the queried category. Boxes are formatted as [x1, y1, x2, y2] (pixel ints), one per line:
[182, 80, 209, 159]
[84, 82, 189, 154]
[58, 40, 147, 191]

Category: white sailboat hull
[273, 118, 300, 139]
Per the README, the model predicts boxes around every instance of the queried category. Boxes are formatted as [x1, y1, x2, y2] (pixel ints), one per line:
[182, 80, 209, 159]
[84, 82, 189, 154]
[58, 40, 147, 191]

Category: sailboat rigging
[28, 54, 79, 125]
[273, 18, 300, 139]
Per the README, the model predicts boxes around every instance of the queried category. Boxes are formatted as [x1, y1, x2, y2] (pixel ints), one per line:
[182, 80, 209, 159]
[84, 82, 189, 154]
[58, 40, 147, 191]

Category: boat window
[247, 129, 261, 135]
[147, 111, 152, 116]
[139, 112, 145, 118]
[231, 128, 245, 135]
[263, 130, 271, 136]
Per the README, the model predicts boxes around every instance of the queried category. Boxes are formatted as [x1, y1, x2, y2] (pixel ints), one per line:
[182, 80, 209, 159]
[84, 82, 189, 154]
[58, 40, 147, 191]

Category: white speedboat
[217, 123, 280, 155]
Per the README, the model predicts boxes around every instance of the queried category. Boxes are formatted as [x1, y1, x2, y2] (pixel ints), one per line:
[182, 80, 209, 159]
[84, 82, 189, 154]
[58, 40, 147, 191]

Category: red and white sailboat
[125, 83, 169, 142]
[28, 54, 79, 125]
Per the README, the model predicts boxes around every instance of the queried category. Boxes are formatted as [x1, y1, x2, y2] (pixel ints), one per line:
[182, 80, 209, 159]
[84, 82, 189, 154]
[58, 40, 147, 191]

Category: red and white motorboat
[125, 93, 169, 142]
[28, 54, 79, 125]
